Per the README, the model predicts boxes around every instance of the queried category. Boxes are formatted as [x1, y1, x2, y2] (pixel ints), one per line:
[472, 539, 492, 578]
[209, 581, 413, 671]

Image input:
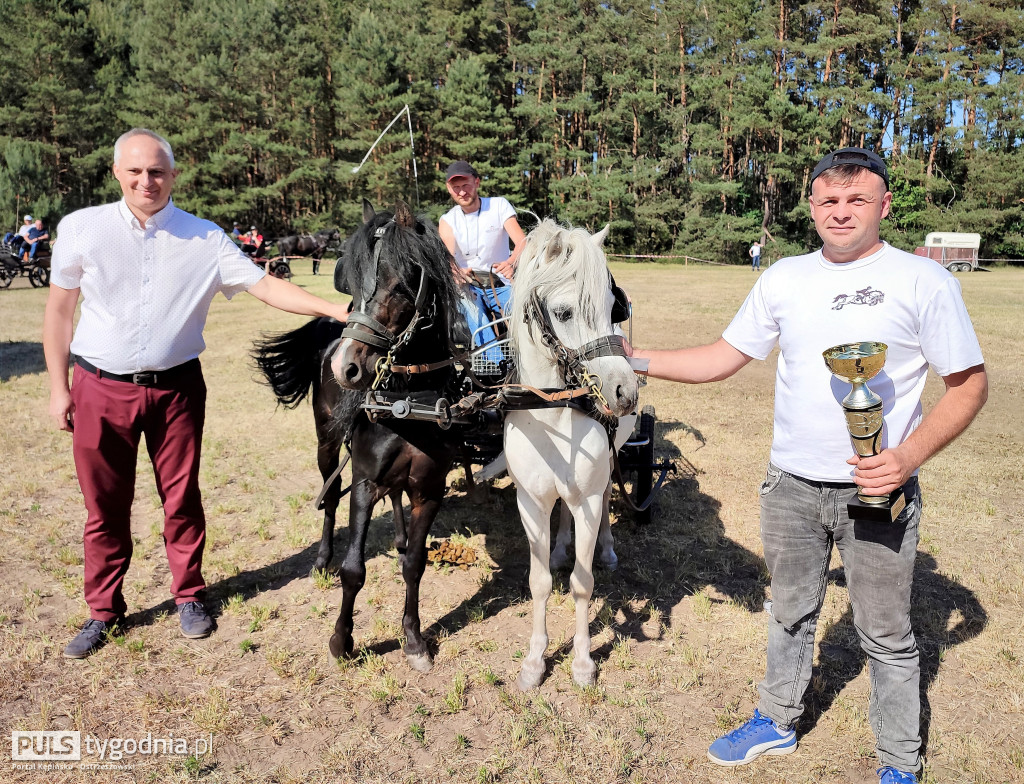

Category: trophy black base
[848, 490, 907, 523]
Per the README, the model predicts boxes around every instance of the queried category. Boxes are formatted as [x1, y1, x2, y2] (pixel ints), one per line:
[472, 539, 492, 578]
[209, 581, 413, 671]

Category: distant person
[230, 222, 242, 243]
[4, 214, 33, 255]
[437, 160, 525, 349]
[22, 218, 50, 261]
[627, 147, 987, 784]
[241, 225, 264, 257]
[749, 240, 763, 271]
[43, 128, 349, 659]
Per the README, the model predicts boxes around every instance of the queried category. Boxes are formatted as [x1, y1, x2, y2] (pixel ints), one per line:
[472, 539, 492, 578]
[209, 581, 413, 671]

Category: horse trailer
[913, 232, 981, 272]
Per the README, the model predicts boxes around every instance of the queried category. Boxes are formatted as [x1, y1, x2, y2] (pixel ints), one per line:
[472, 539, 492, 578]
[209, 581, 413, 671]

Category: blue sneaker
[177, 601, 215, 639]
[707, 709, 796, 766]
[878, 767, 918, 783]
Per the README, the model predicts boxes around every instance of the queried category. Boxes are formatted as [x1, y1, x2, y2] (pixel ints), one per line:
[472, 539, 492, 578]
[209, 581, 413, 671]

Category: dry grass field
[1, 260, 1021, 784]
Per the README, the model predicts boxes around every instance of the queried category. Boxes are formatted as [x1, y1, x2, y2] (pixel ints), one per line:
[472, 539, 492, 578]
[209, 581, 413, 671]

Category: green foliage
[1, 0, 1022, 259]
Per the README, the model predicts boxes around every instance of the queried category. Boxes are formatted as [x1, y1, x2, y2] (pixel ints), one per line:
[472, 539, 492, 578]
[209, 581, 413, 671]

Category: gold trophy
[822, 342, 907, 522]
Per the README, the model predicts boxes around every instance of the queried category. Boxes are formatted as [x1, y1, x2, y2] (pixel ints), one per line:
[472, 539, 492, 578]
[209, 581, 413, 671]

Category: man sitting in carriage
[437, 161, 525, 355]
[22, 218, 50, 261]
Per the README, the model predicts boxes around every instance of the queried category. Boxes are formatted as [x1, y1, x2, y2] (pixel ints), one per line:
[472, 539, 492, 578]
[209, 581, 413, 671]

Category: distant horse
[254, 201, 464, 672]
[505, 219, 639, 690]
[275, 228, 342, 274]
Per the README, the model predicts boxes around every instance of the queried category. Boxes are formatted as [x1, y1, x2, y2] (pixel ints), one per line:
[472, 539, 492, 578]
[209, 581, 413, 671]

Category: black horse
[275, 228, 341, 274]
[253, 201, 465, 672]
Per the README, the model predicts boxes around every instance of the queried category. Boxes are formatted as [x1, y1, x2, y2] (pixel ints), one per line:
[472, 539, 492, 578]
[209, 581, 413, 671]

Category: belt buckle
[132, 371, 157, 386]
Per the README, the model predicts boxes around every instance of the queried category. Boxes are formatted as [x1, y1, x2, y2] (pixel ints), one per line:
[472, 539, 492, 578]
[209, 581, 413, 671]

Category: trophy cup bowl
[822, 341, 887, 409]
[823, 342, 907, 522]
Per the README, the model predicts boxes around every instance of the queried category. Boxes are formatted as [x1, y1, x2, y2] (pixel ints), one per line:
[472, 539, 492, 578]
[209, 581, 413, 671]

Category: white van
[913, 232, 981, 272]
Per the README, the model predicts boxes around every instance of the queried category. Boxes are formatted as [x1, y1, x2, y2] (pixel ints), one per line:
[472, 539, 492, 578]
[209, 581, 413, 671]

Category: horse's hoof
[572, 659, 597, 687]
[516, 664, 544, 691]
[406, 651, 433, 673]
[311, 559, 330, 575]
[599, 550, 618, 571]
[328, 633, 351, 660]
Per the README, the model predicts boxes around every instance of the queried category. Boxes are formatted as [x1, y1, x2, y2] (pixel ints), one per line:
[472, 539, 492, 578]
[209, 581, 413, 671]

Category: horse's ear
[394, 200, 414, 228]
[545, 234, 563, 263]
[592, 223, 610, 247]
[362, 200, 375, 224]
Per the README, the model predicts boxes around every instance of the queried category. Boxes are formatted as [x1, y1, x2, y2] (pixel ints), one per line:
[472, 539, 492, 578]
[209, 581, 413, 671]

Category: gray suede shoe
[64, 618, 121, 659]
[177, 601, 214, 639]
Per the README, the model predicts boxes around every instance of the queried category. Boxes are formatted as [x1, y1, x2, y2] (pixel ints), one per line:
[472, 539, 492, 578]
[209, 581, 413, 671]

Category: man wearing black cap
[438, 160, 525, 349]
[627, 147, 987, 783]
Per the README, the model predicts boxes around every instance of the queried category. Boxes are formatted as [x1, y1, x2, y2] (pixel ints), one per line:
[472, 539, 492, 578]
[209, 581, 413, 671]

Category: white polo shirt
[51, 199, 265, 374]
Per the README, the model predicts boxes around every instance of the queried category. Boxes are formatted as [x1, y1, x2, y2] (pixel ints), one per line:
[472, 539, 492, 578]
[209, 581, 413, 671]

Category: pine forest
[1, 0, 1022, 262]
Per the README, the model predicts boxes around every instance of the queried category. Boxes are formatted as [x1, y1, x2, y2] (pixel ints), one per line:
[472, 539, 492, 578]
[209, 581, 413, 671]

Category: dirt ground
[1, 261, 1021, 784]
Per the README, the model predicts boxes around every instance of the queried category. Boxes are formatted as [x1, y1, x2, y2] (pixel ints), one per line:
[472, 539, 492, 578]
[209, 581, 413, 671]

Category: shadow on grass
[156, 413, 766, 672]
[124, 501, 401, 630]
[0, 341, 46, 381]
[420, 414, 768, 669]
[796, 555, 986, 756]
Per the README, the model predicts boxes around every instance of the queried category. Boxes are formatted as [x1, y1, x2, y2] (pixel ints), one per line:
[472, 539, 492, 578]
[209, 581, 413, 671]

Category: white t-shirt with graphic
[722, 242, 983, 482]
[440, 196, 516, 279]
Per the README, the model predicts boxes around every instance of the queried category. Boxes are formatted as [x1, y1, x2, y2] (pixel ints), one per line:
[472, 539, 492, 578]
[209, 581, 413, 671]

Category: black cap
[811, 147, 889, 189]
[445, 160, 478, 182]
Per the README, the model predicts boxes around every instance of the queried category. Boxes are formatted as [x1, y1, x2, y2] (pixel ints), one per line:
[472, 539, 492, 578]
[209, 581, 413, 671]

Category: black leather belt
[76, 357, 200, 387]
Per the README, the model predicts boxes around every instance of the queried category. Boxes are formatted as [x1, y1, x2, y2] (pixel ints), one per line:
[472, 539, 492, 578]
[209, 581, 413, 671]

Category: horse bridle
[524, 289, 628, 418]
[340, 221, 436, 389]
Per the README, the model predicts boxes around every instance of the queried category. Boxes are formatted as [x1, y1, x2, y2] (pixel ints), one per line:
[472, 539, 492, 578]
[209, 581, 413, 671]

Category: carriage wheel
[632, 405, 657, 525]
[616, 404, 657, 525]
[0, 267, 13, 289]
[273, 262, 292, 279]
[29, 265, 49, 288]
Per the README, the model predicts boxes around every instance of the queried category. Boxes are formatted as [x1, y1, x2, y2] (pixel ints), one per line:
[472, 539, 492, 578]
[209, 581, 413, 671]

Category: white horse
[505, 219, 640, 690]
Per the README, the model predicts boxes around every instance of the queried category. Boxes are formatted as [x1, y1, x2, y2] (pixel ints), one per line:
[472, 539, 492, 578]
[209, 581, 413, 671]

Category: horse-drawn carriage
[247, 228, 344, 279]
[255, 201, 672, 686]
[0, 238, 50, 289]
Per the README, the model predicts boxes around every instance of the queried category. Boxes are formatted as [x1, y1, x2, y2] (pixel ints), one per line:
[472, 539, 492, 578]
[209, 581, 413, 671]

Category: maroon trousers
[70, 363, 207, 621]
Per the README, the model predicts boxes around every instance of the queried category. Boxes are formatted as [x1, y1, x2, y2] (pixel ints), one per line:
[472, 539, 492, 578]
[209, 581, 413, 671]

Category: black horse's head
[330, 200, 465, 390]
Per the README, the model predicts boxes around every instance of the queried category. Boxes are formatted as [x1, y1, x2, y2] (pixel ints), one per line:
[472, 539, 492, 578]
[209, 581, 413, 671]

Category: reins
[337, 223, 627, 436]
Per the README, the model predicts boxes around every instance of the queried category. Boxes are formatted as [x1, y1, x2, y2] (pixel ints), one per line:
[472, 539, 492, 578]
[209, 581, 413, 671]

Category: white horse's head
[510, 219, 639, 418]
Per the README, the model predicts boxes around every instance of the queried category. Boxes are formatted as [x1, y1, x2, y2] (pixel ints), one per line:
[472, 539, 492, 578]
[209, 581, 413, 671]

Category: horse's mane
[345, 208, 467, 346]
[509, 218, 610, 355]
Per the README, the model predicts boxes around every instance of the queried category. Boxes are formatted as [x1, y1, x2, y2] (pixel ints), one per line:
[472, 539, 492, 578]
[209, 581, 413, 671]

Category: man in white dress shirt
[43, 128, 349, 658]
[437, 160, 525, 350]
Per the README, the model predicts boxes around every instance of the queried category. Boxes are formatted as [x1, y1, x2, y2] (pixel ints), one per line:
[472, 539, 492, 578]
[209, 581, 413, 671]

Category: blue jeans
[757, 463, 922, 773]
[460, 282, 512, 350]
[752, 255, 761, 270]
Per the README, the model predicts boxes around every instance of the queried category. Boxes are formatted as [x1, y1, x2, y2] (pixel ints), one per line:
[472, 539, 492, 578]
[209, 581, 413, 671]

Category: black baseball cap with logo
[445, 160, 479, 182]
[811, 147, 889, 189]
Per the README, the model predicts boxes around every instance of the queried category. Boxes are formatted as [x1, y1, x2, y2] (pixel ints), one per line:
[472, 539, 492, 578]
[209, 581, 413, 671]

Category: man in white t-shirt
[628, 147, 987, 784]
[438, 160, 525, 350]
[748, 240, 762, 270]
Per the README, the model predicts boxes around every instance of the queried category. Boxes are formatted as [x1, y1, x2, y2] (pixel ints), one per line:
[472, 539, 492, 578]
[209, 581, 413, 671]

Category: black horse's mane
[343, 207, 468, 347]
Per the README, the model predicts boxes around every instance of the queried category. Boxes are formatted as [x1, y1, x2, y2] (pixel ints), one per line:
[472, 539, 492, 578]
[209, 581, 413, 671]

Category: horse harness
[339, 223, 629, 441]
[340, 221, 442, 389]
